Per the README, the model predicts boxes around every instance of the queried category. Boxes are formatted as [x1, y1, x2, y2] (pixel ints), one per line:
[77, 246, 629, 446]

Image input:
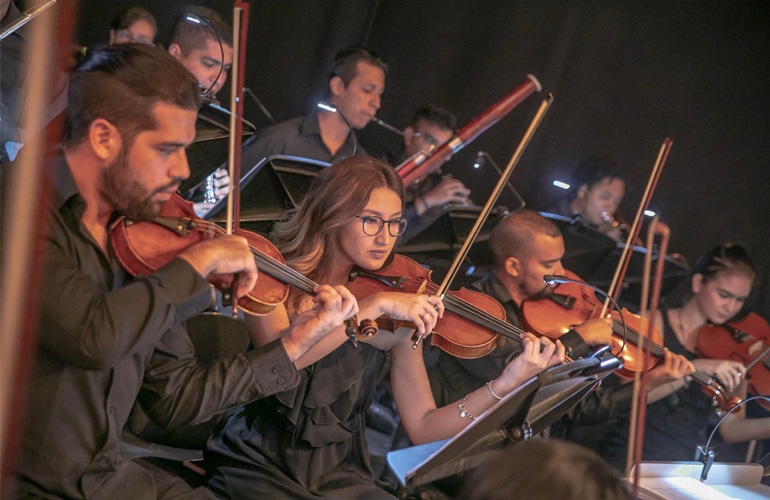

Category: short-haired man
[428, 210, 692, 421]
[388, 106, 472, 241]
[546, 157, 630, 242]
[244, 46, 387, 163]
[13, 44, 354, 499]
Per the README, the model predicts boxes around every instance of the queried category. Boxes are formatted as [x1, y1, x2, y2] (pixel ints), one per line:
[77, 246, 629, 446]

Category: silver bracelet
[458, 393, 476, 420]
[486, 381, 503, 400]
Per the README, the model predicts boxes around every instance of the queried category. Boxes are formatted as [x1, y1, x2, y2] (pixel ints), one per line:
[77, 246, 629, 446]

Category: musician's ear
[576, 184, 589, 200]
[329, 75, 345, 97]
[505, 256, 521, 278]
[692, 273, 704, 294]
[168, 43, 182, 59]
[88, 118, 121, 162]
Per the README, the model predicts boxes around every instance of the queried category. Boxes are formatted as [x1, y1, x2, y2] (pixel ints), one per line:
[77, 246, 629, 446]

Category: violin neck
[252, 251, 316, 295]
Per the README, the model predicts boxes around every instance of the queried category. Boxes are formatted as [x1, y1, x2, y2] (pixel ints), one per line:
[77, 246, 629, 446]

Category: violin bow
[222, 1, 250, 316]
[1, 0, 76, 488]
[412, 94, 554, 348]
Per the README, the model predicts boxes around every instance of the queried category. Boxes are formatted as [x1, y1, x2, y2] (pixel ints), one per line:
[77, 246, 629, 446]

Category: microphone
[542, 274, 625, 357]
[698, 395, 770, 481]
[184, 13, 225, 102]
[473, 151, 526, 211]
[317, 101, 358, 157]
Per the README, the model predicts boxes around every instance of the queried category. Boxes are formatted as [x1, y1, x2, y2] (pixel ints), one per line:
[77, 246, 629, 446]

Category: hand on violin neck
[647, 349, 695, 388]
[178, 235, 258, 297]
[498, 333, 565, 393]
[283, 285, 359, 363]
[571, 317, 613, 346]
[692, 358, 746, 394]
[368, 291, 444, 337]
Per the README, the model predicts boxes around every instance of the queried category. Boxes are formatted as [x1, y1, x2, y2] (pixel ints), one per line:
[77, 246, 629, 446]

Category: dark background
[55, 0, 770, 313]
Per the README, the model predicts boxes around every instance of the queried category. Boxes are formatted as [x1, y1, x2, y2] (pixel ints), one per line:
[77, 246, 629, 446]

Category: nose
[170, 149, 190, 180]
[371, 93, 381, 111]
[374, 226, 392, 247]
[554, 261, 565, 276]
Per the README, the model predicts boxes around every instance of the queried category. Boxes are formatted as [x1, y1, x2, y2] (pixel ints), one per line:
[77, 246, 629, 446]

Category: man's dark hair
[328, 45, 388, 87]
[409, 105, 457, 131]
[67, 44, 200, 147]
[110, 6, 157, 33]
[567, 157, 630, 201]
[169, 6, 232, 54]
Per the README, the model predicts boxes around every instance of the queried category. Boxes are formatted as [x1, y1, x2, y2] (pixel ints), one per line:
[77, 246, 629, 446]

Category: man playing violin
[14, 44, 355, 499]
[429, 210, 694, 422]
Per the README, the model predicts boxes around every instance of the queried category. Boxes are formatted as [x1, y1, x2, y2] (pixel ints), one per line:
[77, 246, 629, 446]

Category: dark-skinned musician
[428, 210, 694, 429]
[14, 44, 356, 499]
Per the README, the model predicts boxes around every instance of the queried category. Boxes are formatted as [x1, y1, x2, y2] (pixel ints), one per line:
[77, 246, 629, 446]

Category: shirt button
[272, 367, 280, 373]
[277, 377, 285, 385]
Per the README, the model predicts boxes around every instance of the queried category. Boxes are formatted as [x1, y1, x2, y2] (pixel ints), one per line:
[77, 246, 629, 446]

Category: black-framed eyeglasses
[355, 215, 408, 237]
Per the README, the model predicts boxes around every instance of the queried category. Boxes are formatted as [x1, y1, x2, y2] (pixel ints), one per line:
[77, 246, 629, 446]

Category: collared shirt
[241, 108, 367, 168]
[15, 158, 300, 499]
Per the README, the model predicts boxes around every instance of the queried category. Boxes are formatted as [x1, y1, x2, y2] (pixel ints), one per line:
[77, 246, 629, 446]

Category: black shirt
[15, 158, 300, 498]
[243, 108, 367, 166]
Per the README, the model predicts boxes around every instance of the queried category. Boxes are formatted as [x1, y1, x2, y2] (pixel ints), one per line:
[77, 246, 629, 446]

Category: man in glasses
[387, 106, 472, 242]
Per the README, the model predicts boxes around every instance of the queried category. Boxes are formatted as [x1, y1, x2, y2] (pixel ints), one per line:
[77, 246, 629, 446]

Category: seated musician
[385, 105, 472, 241]
[428, 210, 693, 423]
[108, 6, 157, 46]
[13, 44, 350, 499]
[204, 157, 565, 498]
[597, 243, 770, 470]
[167, 5, 234, 215]
[544, 156, 630, 243]
[242, 46, 386, 163]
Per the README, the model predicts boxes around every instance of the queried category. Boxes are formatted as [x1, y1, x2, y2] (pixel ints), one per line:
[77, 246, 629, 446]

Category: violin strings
[188, 221, 318, 294]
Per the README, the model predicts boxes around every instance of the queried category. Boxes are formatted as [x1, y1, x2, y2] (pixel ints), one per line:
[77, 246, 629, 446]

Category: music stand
[206, 155, 330, 235]
[396, 205, 508, 288]
[588, 243, 690, 308]
[179, 103, 257, 199]
[387, 356, 622, 488]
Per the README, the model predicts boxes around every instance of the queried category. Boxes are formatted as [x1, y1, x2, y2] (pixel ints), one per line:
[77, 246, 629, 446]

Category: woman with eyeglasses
[204, 156, 564, 498]
[108, 6, 157, 46]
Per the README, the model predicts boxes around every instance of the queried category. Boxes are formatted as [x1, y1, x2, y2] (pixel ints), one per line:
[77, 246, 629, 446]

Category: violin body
[346, 253, 507, 359]
[110, 194, 289, 315]
[697, 312, 770, 410]
[521, 270, 662, 377]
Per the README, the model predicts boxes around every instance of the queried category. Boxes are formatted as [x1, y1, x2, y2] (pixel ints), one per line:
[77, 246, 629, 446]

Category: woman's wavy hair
[270, 156, 404, 313]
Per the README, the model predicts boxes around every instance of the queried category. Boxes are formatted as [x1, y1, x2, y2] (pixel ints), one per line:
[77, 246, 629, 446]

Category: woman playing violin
[598, 243, 770, 469]
[204, 157, 564, 499]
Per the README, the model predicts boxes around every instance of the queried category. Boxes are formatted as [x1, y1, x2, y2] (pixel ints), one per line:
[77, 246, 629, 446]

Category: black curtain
[74, 0, 770, 313]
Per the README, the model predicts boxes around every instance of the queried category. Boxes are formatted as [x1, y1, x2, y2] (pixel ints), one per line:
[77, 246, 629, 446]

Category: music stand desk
[628, 462, 770, 499]
[387, 356, 621, 488]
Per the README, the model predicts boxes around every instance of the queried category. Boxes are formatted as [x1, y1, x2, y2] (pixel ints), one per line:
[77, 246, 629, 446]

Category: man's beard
[98, 147, 180, 221]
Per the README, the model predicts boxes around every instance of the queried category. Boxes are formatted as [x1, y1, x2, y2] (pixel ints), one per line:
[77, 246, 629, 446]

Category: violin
[110, 194, 377, 337]
[697, 311, 770, 410]
[520, 270, 738, 411]
[347, 253, 567, 360]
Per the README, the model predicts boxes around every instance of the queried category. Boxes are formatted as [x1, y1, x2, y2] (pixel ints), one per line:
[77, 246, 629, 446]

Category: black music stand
[387, 356, 622, 488]
[588, 244, 690, 309]
[396, 205, 509, 288]
[179, 103, 257, 199]
[206, 155, 330, 235]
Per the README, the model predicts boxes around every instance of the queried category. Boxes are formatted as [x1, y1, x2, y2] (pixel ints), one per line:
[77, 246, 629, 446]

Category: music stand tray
[387, 356, 621, 488]
[627, 462, 770, 499]
[206, 155, 330, 234]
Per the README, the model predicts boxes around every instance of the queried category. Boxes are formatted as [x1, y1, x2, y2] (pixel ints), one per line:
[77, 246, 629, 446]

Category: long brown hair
[271, 156, 404, 313]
